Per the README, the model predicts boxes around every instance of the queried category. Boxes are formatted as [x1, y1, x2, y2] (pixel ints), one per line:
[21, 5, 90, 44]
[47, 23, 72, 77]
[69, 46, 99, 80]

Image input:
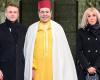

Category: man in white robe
[24, 0, 78, 80]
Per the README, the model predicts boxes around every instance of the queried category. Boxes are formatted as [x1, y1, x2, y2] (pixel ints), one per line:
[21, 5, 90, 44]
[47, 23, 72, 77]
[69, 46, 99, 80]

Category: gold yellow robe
[32, 21, 53, 80]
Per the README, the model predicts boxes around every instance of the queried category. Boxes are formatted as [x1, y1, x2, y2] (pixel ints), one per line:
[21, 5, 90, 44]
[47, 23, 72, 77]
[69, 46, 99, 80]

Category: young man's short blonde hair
[79, 7, 100, 29]
[5, 3, 19, 11]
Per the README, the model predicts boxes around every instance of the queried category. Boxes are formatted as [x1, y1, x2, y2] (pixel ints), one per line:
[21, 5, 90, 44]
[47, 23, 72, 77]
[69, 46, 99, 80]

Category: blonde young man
[24, 0, 77, 80]
[0, 3, 27, 80]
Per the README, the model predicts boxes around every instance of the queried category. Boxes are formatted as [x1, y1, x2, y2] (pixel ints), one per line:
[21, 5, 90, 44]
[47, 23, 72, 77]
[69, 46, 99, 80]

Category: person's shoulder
[17, 23, 27, 31]
[51, 20, 61, 26]
[0, 22, 6, 25]
[27, 22, 38, 30]
[28, 21, 39, 29]
[78, 28, 85, 32]
[17, 23, 26, 28]
[51, 20, 63, 30]
[0, 22, 6, 28]
[77, 28, 85, 35]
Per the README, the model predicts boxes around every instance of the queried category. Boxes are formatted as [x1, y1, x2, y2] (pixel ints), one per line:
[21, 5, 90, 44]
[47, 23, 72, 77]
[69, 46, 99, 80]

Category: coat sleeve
[95, 54, 100, 73]
[76, 30, 90, 71]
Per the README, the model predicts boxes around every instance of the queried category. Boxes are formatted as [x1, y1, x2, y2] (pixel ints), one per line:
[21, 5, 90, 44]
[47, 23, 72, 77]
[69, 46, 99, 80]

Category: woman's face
[87, 11, 97, 25]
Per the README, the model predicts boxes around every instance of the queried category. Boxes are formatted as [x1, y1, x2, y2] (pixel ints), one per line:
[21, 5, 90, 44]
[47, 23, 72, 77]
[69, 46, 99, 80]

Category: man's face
[5, 6, 19, 22]
[38, 8, 51, 23]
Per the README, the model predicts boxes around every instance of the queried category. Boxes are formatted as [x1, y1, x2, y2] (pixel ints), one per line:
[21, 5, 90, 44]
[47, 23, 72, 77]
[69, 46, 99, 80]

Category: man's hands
[0, 70, 3, 80]
[32, 69, 35, 80]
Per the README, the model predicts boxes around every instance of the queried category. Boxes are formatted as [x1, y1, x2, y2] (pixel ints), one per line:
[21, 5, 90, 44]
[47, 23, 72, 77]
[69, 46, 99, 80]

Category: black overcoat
[76, 24, 100, 80]
[0, 19, 27, 80]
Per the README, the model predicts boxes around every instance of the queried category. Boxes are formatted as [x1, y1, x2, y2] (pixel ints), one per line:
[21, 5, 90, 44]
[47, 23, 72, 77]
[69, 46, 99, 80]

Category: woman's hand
[0, 70, 3, 80]
[87, 67, 96, 74]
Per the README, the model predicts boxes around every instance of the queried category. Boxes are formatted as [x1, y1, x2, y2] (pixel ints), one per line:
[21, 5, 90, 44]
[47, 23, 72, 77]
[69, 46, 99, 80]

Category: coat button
[95, 50, 98, 53]
[88, 50, 91, 53]
[88, 37, 90, 40]
[16, 44, 18, 48]
[95, 38, 98, 40]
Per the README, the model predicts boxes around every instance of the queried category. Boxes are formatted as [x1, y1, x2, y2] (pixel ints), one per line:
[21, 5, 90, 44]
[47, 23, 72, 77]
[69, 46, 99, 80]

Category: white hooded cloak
[24, 20, 78, 80]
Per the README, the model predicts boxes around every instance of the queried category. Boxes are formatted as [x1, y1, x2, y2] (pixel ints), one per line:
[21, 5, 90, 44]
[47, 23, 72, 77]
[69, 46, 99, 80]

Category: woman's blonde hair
[79, 7, 100, 29]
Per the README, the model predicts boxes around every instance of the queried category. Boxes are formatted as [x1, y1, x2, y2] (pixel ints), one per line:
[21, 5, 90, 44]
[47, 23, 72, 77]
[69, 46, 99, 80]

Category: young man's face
[5, 6, 19, 22]
[38, 8, 51, 23]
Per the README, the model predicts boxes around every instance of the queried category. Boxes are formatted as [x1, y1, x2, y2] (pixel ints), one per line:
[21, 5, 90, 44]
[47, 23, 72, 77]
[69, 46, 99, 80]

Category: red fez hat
[38, 0, 51, 10]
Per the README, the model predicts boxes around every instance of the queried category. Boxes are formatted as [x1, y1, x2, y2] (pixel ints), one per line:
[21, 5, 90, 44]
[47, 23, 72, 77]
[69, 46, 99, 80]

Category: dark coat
[0, 19, 27, 80]
[76, 24, 100, 80]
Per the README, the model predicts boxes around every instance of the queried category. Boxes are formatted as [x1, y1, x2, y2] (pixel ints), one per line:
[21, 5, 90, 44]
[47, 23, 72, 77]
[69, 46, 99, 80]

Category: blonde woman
[76, 7, 100, 80]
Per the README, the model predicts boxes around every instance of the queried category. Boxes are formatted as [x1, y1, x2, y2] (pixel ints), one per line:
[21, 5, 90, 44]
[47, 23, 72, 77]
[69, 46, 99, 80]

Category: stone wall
[54, 0, 76, 58]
